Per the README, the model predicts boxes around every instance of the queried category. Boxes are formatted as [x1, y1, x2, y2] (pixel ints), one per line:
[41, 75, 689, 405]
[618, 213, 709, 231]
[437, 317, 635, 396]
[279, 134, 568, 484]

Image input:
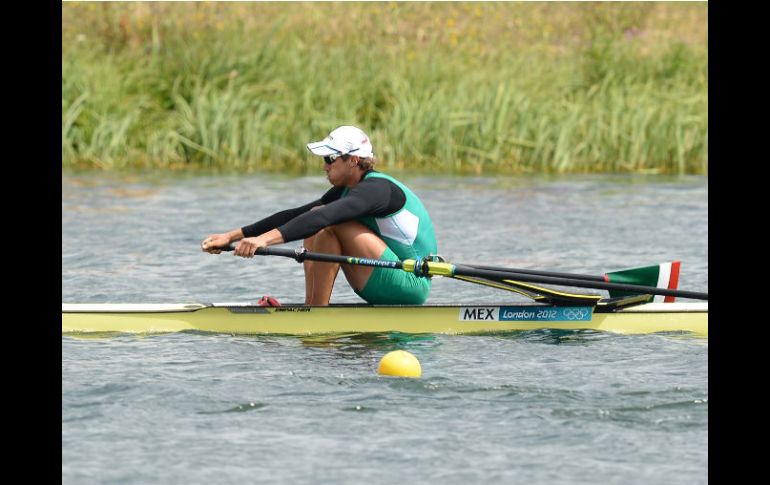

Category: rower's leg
[302, 230, 341, 305]
[302, 249, 315, 304]
[303, 221, 387, 305]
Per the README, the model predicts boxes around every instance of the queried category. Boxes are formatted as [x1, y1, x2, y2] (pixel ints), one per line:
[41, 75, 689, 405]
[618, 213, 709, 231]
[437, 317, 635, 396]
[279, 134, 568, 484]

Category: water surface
[62, 172, 708, 484]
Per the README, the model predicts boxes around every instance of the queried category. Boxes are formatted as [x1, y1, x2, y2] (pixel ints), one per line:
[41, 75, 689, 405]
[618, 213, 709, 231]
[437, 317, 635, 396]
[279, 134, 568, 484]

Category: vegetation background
[61, 1, 708, 174]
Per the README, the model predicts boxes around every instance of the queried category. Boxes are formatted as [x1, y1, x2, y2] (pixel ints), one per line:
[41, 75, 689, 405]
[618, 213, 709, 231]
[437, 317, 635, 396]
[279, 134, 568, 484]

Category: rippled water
[62, 171, 708, 484]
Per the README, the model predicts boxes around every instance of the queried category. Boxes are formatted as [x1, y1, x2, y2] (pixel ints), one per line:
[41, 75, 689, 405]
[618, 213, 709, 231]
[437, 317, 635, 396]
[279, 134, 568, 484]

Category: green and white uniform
[343, 172, 437, 304]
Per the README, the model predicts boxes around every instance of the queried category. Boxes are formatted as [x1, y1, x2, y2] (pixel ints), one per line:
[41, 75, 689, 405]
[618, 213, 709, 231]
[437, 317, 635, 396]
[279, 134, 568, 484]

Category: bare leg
[302, 230, 342, 305]
[303, 221, 388, 305]
[302, 258, 315, 305]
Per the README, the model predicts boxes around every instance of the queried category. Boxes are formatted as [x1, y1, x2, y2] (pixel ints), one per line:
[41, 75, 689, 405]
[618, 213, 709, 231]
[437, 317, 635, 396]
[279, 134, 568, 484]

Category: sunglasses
[324, 154, 346, 165]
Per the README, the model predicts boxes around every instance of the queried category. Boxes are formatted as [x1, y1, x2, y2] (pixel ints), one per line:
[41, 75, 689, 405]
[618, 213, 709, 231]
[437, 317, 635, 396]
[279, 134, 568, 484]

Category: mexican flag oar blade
[605, 261, 681, 302]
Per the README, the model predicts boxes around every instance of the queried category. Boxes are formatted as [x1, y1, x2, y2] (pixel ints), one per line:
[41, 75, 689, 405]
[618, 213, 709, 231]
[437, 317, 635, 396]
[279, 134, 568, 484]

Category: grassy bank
[62, 2, 708, 174]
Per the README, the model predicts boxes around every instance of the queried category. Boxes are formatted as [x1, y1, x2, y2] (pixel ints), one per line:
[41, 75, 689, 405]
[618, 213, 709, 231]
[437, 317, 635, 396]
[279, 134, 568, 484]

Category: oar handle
[222, 245, 404, 269]
[220, 245, 306, 260]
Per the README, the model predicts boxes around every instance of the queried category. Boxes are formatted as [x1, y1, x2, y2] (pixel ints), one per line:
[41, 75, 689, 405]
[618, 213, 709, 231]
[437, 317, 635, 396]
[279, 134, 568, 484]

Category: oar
[449, 263, 707, 300]
[227, 246, 708, 301]
[468, 261, 683, 301]
[467, 264, 634, 283]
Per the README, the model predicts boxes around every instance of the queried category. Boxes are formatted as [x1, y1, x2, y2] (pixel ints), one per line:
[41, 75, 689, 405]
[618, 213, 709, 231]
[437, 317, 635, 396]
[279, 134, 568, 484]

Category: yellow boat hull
[62, 302, 708, 336]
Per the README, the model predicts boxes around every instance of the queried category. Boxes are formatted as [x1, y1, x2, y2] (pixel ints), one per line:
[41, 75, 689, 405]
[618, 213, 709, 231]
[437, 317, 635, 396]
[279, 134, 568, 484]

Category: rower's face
[324, 155, 356, 186]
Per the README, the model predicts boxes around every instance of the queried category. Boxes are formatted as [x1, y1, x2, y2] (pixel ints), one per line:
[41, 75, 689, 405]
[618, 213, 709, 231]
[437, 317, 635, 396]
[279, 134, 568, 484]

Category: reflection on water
[299, 331, 436, 350]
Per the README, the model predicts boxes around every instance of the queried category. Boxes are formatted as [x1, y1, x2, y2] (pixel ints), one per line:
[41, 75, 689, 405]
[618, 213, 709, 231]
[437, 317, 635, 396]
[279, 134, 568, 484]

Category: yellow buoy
[378, 350, 422, 378]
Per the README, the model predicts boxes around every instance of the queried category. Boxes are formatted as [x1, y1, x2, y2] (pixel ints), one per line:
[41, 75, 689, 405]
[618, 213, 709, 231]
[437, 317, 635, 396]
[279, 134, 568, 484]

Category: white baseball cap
[307, 125, 374, 158]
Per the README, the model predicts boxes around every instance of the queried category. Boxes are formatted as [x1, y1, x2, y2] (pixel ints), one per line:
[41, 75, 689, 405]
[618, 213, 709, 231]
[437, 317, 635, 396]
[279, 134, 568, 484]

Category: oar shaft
[451, 264, 708, 300]
[466, 264, 606, 282]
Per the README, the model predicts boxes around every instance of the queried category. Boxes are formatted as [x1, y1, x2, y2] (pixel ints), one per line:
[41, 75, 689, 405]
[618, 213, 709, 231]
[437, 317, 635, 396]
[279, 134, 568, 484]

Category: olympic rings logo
[562, 308, 591, 320]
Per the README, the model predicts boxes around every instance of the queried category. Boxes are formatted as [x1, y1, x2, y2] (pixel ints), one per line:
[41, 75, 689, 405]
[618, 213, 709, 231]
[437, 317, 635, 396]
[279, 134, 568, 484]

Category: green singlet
[343, 172, 437, 305]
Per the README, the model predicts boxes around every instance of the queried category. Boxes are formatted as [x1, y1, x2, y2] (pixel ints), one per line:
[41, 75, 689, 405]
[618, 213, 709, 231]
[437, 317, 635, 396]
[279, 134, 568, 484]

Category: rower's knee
[326, 221, 370, 239]
[316, 226, 337, 240]
[305, 227, 332, 246]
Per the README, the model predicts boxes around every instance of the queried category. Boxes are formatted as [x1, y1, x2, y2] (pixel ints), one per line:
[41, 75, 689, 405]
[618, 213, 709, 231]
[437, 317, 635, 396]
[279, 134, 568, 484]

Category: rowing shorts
[355, 246, 431, 305]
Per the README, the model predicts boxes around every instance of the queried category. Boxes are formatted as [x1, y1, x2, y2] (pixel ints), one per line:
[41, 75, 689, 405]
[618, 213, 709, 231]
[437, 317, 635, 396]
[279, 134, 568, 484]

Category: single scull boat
[62, 247, 708, 337]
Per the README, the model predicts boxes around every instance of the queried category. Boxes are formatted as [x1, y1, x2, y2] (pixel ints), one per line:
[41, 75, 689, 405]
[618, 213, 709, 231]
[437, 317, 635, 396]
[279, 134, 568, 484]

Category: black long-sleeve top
[241, 173, 407, 242]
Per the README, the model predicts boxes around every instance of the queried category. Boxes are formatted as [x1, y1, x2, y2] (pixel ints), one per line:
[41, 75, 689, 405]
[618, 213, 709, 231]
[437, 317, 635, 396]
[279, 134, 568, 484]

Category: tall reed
[62, 2, 708, 174]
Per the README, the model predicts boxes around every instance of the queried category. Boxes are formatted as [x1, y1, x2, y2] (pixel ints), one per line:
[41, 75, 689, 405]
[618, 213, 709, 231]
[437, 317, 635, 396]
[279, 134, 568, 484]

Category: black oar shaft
[453, 264, 708, 300]
[467, 264, 606, 282]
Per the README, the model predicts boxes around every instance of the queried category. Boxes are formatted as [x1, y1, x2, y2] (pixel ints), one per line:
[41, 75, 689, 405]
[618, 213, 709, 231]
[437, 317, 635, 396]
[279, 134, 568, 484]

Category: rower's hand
[233, 237, 265, 258]
[201, 233, 231, 254]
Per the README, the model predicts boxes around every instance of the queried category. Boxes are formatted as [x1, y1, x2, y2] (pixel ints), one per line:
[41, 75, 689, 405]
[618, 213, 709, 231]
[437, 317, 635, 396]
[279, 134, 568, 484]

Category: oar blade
[605, 261, 680, 302]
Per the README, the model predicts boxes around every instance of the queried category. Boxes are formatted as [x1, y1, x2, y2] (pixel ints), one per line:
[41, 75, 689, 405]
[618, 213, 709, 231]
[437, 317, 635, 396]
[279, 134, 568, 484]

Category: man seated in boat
[201, 125, 438, 306]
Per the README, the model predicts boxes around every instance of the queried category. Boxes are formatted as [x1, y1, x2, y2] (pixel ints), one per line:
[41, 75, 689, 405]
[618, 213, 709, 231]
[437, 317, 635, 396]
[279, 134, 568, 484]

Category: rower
[201, 125, 438, 306]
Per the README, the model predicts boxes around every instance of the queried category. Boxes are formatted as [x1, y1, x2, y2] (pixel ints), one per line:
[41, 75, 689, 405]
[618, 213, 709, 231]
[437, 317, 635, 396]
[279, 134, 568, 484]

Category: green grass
[61, 2, 708, 174]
